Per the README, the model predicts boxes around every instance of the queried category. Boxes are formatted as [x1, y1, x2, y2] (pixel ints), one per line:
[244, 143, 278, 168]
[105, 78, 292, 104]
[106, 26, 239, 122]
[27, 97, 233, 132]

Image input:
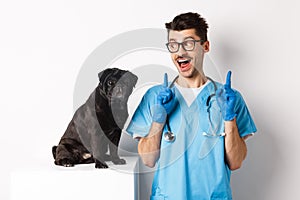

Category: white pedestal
[10, 156, 139, 200]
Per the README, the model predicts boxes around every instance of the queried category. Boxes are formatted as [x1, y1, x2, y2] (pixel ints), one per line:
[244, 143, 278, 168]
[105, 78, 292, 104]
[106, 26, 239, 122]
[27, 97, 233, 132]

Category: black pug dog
[52, 68, 138, 168]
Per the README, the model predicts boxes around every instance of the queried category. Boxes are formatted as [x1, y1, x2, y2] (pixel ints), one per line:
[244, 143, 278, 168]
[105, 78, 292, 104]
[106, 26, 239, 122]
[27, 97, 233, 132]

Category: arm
[224, 118, 247, 170]
[138, 122, 164, 168]
[137, 73, 176, 168]
[217, 71, 249, 170]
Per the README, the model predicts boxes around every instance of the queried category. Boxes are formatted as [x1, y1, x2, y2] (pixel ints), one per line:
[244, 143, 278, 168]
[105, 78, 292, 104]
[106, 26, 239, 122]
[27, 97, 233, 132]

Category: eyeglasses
[165, 39, 203, 53]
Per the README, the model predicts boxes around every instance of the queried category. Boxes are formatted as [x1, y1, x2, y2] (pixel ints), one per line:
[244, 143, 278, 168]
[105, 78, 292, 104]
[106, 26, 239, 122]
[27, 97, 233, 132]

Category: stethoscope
[163, 75, 219, 143]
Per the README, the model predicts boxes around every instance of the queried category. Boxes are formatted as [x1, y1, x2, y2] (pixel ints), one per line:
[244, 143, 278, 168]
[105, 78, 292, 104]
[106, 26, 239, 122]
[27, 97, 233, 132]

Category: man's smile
[177, 57, 192, 72]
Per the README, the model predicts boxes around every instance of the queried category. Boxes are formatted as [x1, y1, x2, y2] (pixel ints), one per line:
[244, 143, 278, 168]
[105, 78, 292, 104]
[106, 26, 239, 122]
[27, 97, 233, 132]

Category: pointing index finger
[225, 71, 232, 89]
[163, 73, 168, 88]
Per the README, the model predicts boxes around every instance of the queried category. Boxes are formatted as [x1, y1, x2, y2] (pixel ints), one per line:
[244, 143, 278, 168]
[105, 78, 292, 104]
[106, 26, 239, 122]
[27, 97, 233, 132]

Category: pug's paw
[58, 158, 75, 167]
[112, 158, 126, 165]
[95, 160, 109, 169]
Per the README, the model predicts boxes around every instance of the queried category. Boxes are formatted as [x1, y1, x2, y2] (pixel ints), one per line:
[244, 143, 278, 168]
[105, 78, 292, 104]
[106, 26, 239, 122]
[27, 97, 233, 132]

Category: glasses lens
[183, 40, 195, 51]
[167, 42, 179, 53]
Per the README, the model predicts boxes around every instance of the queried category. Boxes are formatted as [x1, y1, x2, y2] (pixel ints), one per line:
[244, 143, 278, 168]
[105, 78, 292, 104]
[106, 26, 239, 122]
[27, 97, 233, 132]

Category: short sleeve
[234, 91, 257, 137]
[126, 87, 159, 139]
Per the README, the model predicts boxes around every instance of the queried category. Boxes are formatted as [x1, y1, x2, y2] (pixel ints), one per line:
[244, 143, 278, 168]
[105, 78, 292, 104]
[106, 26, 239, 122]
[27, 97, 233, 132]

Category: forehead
[168, 29, 200, 41]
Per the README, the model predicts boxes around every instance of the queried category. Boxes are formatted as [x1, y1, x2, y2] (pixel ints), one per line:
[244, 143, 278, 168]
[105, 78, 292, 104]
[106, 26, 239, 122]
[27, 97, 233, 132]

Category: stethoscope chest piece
[163, 131, 176, 143]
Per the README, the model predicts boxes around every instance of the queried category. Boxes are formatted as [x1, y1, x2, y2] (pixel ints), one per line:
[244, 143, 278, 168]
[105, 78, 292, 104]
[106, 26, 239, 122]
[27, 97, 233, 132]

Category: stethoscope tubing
[164, 75, 218, 142]
[163, 75, 178, 142]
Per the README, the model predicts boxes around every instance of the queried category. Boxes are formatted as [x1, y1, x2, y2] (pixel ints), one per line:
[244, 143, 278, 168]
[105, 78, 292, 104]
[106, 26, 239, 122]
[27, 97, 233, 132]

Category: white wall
[1, 0, 299, 199]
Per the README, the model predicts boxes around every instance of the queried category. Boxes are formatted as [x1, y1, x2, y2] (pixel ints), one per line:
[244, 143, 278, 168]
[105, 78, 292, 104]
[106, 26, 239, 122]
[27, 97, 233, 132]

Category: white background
[1, 0, 299, 199]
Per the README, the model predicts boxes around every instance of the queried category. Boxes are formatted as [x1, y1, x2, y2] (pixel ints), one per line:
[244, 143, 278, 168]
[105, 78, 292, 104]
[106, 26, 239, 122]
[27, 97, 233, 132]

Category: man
[127, 12, 257, 200]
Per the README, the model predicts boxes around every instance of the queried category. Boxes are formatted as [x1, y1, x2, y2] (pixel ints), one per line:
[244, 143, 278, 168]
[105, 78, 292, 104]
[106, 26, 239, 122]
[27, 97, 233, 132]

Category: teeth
[177, 60, 189, 63]
[177, 58, 191, 64]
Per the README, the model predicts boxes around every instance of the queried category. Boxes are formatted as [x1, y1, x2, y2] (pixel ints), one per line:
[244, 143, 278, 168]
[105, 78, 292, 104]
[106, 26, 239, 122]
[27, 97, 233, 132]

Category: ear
[202, 41, 210, 53]
[131, 73, 138, 87]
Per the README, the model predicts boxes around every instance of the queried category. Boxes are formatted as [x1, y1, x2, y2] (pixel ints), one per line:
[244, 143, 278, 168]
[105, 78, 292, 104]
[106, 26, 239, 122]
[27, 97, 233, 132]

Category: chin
[177, 67, 196, 78]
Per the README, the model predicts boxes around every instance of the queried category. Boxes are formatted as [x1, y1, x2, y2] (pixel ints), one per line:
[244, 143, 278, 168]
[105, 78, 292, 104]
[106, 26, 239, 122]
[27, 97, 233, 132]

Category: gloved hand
[152, 73, 176, 124]
[216, 71, 237, 121]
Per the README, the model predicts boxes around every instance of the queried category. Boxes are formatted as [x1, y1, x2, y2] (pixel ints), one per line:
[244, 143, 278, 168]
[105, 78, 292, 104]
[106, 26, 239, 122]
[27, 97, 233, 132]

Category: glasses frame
[165, 39, 203, 53]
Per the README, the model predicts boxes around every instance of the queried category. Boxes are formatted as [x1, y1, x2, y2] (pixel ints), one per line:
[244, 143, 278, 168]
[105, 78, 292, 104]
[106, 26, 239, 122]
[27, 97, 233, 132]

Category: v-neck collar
[174, 81, 212, 109]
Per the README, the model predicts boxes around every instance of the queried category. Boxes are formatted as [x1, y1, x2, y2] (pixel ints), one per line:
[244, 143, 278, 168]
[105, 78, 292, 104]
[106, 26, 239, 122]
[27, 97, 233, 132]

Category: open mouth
[177, 58, 191, 71]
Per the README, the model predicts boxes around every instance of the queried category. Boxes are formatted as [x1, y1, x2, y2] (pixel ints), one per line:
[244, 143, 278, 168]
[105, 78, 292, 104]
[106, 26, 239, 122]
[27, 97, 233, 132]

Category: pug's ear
[98, 68, 113, 86]
[131, 73, 138, 87]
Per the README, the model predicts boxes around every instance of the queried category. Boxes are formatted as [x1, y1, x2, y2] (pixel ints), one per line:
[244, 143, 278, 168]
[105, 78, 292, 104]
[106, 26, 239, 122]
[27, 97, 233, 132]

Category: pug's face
[98, 68, 138, 106]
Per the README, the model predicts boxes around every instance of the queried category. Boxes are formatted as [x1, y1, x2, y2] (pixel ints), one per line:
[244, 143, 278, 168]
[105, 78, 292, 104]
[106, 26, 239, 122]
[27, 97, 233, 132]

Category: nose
[177, 43, 187, 56]
[113, 85, 123, 97]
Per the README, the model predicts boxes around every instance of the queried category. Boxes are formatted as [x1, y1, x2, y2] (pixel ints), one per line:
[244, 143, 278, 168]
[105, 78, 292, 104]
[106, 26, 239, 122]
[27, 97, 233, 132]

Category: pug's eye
[107, 80, 115, 86]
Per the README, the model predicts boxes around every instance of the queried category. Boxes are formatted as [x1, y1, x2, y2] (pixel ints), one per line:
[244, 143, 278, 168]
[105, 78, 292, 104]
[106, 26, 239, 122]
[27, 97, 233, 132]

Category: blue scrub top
[127, 81, 257, 200]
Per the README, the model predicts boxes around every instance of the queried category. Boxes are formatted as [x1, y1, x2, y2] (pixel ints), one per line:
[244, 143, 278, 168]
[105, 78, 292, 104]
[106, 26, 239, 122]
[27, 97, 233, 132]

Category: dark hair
[165, 12, 209, 43]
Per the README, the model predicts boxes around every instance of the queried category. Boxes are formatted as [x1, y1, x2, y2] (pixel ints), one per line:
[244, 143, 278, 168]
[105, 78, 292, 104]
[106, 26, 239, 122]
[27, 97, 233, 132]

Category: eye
[168, 42, 178, 50]
[107, 80, 115, 86]
[183, 40, 195, 49]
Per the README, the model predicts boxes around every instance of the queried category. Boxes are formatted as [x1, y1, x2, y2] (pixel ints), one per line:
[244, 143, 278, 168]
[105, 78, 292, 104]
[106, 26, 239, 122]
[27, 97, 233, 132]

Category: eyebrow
[169, 36, 196, 42]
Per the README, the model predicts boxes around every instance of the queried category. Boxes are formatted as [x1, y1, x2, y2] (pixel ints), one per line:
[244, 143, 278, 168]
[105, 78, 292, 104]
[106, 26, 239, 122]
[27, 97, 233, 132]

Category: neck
[176, 73, 207, 88]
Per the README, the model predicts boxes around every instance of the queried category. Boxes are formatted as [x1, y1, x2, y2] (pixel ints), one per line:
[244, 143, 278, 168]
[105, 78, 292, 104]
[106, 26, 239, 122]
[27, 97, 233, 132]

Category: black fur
[52, 68, 138, 168]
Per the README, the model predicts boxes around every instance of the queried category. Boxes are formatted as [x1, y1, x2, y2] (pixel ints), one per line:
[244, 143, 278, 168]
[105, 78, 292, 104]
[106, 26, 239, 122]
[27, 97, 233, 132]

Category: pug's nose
[114, 86, 123, 97]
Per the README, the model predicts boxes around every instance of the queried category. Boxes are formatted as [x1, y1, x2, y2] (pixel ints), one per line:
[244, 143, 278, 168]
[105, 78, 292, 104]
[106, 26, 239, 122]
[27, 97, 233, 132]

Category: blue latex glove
[152, 73, 176, 124]
[216, 71, 237, 121]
